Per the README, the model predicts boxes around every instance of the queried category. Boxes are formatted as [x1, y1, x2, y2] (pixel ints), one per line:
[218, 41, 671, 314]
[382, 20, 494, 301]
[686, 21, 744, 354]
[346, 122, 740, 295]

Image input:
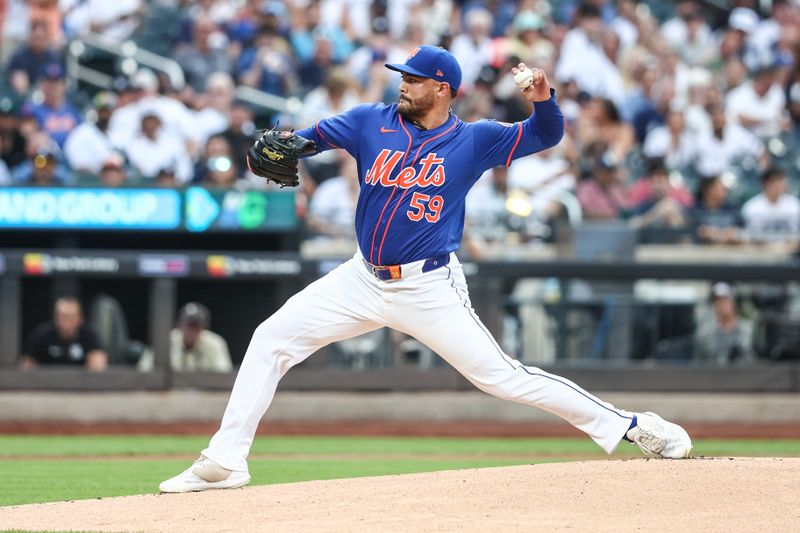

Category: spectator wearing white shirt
[642, 107, 697, 171]
[62, 0, 143, 41]
[661, 0, 711, 53]
[125, 110, 193, 183]
[741, 167, 800, 243]
[693, 105, 767, 177]
[725, 63, 788, 139]
[193, 72, 234, 148]
[108, 69, 199, 155]
[64, 91, 117, 174]
[556, 4, 624, 108]
[450, 8, 494, 91]
[609, 0, 638, 50]
[298, 67, 361, 183]
[307, 156, 359, 240]
[465, 165, 511, 245]
[507, 145, 577, 222]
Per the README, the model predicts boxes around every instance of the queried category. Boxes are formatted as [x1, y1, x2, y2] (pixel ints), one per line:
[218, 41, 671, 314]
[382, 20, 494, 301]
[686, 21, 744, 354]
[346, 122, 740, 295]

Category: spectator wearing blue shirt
[27, 63, 81, 149]
[6, 19, 63, 95]
[11, 135, 72, 186]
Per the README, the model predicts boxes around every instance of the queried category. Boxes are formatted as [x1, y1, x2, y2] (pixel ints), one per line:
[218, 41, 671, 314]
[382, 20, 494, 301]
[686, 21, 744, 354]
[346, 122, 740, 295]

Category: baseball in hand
[513, 69, 534, 89]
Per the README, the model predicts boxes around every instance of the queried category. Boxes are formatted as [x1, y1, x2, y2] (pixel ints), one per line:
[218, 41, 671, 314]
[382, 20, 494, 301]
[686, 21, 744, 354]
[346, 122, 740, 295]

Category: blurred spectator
[662, 1, 710, 51]
[410, 0, 453, 45]
[64, 91, 117, 174]
[97, 154, 129, 187]
[221, 101, 256, 174]
[108, 69, 198, 154]
[137, 302, 232, 372]
[154, 167, 179, 188]
[125, 110, 192, 183]
[741, 167, 800, 243]
[556, 4, 624, 108]
[508, 144, 578, 223]
[629, 160, 690, 230]
[692, 175, 743, 245]
[693, 282, 755, 365]
[5, 18, 61, 94]
[238, 24, 297, 97]
[29, 0, 64, 46]
[194, 72, 235, 146]
[1, 0, 33, 64]
[0, 96, 27, 169]
[196, 134, 239, 188]
[669, 5, 715, 67]
[307, 155, 359, 239]
[298, 35, 340, 92]
[630, 74, 675, 144]
[289, 0, 353, 64]
[450, 8, 493, 90]
[577, 98, 634, 168]
[11, 134, 71, 186]
[299, 67, 361, 183]
[725, 63, 789, 139]
[576, 154, 630, 220]
[693, 104, 767, 177]
[642, 107, 697, 170]
[25, 63, 81, 149]
[466, 165, 512, 245]
[505, 11, 555, 69]
[20, 297, 108, 371]
[173, 15, 231, 92]
[609, 0, 638, 50]
[62, 0, 143, 41]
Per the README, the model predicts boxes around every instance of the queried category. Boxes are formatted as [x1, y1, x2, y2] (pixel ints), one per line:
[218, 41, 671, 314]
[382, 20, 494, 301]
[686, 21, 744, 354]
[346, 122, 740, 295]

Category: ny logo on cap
[408, 47, 420, 60]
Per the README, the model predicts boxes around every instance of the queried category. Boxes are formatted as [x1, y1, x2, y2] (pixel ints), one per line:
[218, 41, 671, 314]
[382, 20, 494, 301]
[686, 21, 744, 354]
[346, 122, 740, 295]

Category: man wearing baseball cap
[385, 45, 463, 100]
[161, 45, 692, 495]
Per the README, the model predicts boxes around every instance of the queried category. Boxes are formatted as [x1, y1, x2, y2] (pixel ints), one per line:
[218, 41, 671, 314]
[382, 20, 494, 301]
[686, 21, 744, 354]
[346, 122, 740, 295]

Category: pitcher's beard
[397, 93, 434, 121]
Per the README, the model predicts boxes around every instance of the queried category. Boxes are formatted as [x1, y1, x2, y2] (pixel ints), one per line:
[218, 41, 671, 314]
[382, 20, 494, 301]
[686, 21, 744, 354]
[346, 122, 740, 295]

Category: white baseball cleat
[159, 455, 251, 493]
[626, 412, 692, 459]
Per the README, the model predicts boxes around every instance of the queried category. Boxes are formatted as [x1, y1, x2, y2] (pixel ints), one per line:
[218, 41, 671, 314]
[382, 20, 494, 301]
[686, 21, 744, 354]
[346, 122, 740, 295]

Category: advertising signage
[0, 187, 296, 233]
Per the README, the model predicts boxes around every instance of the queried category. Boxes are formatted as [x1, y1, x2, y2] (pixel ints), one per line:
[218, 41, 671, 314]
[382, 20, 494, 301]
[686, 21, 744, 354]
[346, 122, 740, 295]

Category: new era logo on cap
[385, 45, 462, 93]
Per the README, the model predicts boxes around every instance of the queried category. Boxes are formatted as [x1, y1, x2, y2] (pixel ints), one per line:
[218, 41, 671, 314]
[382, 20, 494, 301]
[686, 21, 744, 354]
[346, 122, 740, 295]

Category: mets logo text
[365, 149, 446, 188]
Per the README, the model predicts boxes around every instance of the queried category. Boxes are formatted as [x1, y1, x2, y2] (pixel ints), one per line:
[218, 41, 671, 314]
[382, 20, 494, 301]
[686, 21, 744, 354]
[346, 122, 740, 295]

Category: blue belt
[363, 253, 450, 281]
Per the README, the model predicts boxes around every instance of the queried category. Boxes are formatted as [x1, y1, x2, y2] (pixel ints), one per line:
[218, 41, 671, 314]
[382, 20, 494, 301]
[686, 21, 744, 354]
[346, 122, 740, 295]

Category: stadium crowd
[0, 0, 798, 248]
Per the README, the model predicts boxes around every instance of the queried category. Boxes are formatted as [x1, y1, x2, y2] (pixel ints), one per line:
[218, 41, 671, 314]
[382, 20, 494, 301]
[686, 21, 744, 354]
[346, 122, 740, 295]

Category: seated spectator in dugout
[693, 282, 755, 366]
[20, 297, 108, 371]
[138, 303, 232, 372]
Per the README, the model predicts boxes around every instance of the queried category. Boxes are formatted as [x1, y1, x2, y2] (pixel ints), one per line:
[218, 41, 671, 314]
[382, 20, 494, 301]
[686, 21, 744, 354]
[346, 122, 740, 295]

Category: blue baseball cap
[386, 45, 462, 93]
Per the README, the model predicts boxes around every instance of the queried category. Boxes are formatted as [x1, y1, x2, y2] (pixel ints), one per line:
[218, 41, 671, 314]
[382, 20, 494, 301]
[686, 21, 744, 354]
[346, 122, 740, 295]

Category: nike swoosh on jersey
[380, 127, 398, 133]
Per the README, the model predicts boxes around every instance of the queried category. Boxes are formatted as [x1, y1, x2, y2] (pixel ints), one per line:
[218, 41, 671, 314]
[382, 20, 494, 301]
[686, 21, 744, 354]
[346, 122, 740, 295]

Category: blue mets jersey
[295, 91, 564, 266]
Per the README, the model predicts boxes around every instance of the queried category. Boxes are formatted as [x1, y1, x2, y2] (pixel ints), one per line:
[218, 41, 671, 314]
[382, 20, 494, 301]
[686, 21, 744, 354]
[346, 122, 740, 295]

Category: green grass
[1, 435, 798, 507]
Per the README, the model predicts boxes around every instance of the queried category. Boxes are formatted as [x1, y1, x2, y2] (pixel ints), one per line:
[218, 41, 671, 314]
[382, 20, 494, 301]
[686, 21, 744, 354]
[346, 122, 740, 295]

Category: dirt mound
[2, 458, 798, 532]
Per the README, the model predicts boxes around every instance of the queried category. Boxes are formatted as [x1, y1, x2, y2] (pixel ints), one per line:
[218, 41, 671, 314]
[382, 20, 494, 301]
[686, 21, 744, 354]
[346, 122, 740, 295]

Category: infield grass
[1, 435, 799, 507]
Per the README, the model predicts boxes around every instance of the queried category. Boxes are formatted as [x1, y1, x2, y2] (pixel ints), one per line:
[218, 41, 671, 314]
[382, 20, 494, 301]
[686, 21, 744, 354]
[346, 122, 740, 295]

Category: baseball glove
[246, 129, 317, 187]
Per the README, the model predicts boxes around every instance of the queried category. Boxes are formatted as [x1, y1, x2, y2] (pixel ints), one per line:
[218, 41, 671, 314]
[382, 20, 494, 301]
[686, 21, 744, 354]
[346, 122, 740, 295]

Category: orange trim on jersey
[505, 122, 523, 167]
[368, 116, 413, 263]
[376, 117, 458, 264]
[398, 115, 413, 167]
[315, 122, 340, 149]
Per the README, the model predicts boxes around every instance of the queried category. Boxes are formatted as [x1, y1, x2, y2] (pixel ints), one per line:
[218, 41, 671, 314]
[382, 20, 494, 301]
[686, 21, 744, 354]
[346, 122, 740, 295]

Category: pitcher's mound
[2, 457, 798, 532]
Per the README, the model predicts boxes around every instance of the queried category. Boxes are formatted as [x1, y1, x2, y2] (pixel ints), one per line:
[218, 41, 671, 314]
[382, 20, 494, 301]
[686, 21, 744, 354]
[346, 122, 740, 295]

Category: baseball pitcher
[161, 46, 692, 493]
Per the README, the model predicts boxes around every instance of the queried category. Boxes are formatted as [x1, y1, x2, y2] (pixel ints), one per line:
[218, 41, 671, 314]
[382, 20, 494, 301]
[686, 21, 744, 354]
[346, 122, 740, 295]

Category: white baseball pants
[203, 252, 634, 471]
